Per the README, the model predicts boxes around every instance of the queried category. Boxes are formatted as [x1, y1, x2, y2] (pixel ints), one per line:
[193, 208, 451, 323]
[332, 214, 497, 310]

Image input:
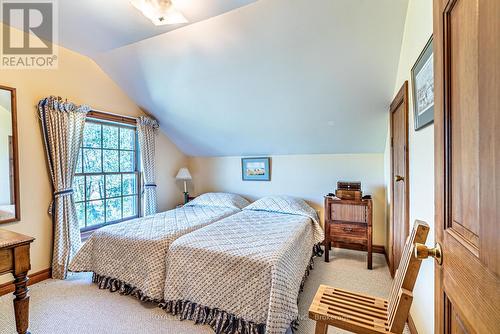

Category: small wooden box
[337, 181, 361, 191]
[335, 181, 362, 200]
[335, 189, 362, 200]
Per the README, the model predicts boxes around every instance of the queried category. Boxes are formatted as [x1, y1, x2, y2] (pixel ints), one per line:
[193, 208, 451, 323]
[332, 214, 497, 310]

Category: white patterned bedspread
[162, 210, 324, 334]
[68, 205, 240, 301]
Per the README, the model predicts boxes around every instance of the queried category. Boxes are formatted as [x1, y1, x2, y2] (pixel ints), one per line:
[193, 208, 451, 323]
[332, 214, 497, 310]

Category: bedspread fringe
[92, 273, 162, 304]
[159, 299, 266, 334]
[290, 242, 323, 332]
[313, 243, 324, 257]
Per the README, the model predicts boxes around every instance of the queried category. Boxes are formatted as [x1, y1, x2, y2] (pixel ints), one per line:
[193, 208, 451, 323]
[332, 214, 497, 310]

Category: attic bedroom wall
[383, 1, 434, 333]
[0, 34, 187, 284]
[188, 154, 387, 246]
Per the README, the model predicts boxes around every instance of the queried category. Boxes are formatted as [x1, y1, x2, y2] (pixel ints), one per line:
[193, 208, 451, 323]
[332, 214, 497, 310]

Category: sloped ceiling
[58, 0, 258, 55]
[25, 0, 409, 156]
[92, 0, 408, 156]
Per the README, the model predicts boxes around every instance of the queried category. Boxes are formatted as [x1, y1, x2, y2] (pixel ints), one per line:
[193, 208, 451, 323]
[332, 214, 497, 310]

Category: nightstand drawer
[331, 203, 367, 223]
[330, 222, 367, 240]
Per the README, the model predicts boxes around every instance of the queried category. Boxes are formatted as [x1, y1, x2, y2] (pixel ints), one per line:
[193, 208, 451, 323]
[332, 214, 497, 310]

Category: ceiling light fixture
[130, 0, 188, 26]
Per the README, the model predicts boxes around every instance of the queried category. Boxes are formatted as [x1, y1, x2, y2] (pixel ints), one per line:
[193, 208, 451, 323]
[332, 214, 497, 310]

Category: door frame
[389, 81, 410, 277]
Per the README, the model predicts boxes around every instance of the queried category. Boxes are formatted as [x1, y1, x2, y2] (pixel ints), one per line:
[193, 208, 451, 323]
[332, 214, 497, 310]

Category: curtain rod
[90, 108, 139, 121]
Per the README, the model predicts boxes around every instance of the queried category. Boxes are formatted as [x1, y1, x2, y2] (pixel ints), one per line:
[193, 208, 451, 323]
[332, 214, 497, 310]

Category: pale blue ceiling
[59, 0, 409, 156]
[57, 0, 257, 55]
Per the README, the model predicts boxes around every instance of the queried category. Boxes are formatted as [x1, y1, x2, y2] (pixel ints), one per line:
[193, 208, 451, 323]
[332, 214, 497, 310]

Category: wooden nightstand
[324, 196, 373, 269]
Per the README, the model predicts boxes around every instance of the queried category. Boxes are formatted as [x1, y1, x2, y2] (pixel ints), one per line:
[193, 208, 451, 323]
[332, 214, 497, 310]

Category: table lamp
[176, 167, 192, 204]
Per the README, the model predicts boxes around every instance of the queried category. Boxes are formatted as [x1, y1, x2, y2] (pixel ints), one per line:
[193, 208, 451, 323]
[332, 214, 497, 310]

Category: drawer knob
[343, 227, 353, 232]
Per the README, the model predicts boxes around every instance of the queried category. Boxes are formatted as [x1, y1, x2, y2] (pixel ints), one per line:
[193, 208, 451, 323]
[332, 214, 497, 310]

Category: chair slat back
[387, 220, 429, 331]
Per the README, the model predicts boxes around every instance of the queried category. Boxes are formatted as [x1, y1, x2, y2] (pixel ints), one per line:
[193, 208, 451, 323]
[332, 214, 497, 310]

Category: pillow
[243, 195, 319, 223]
[185, 192, 250, 210]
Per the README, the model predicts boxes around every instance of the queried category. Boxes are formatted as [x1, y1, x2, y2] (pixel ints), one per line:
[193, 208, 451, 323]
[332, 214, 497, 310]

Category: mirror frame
[0, 85, 20, 224]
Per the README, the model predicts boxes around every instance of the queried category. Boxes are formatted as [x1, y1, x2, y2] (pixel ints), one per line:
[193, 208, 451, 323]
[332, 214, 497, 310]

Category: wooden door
[390, 81, 409, 277]
[434, 0, 499, 332]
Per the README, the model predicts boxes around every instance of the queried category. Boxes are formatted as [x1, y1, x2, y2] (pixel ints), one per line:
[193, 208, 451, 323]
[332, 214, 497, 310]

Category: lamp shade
[176, 167, 192, 180]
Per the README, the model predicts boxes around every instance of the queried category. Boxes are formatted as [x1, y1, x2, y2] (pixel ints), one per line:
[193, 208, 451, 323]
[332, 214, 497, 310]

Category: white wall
[189, 154, 387, 246]
[0, 104, 12, 205]
[384, 1, 434, 333]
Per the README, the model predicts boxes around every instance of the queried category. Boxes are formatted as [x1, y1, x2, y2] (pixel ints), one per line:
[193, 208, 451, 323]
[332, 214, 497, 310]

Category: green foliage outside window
[74, 119, 140, 230]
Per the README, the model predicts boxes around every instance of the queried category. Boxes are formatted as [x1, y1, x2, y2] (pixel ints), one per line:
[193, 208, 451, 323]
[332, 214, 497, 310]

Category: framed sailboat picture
[411, 35, 434, 130]
[241, 157, 271, 181]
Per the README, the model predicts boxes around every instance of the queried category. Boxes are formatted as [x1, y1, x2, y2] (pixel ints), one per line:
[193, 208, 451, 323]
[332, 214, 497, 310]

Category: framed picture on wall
[411, 35, 434, 131]
[241, 157, 271, 181]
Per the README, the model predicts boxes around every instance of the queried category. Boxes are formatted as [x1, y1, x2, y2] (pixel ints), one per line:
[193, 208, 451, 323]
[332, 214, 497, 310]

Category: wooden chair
[309, 220, 429, 334]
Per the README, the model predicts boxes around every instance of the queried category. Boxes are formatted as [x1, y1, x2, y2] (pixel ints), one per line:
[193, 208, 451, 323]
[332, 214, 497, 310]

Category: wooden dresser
[324, 196, 373, 269]
[0, 229, 34, 334]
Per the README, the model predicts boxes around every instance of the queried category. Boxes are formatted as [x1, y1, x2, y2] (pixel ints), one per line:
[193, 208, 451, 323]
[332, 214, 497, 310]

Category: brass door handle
[414, 242, 443, 265]
[395, 175, 405, 182]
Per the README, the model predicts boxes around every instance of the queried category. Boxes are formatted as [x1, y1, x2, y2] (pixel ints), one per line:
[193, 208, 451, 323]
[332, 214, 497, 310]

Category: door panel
[390, 82, 409, 277]
[446, 297, 468, 334]
[477, 0, 500, 278]
[434, 0, 500, 333]
[449, 0, 480, 247]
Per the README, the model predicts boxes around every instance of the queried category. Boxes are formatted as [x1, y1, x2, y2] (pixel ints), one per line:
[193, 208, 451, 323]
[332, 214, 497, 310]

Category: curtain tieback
[54, 188, 74, 197]
[143, 184, 157, 195]
[48, 188, 74, 215]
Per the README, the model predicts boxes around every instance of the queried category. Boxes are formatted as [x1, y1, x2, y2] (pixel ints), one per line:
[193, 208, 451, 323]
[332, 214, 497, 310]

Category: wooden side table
[0, 229, 35, 334]
[324, 196, 373, 269]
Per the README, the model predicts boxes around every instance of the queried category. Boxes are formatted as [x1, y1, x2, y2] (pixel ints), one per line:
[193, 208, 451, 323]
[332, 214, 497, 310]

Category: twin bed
[69, 193, 324, 334]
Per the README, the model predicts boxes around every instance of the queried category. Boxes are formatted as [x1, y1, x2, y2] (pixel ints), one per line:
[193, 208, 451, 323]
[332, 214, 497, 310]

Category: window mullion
[118, 127, 121, 173]
[103, 174, 107, 225]
[101, 124, 106, 226]
[84, 175, 87, 229]
[79, 119, 139, 232]
[121, 174, 124, 220]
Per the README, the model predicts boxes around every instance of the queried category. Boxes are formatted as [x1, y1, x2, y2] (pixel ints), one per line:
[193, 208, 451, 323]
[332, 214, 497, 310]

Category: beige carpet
[0, 249, 409, 334]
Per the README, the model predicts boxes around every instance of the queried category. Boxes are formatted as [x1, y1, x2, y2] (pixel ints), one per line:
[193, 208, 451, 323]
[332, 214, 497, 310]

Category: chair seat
[309, 284, 391, 334]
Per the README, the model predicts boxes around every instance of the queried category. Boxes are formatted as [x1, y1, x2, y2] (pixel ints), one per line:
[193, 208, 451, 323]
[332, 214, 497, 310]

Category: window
[74, 117, 140, 231]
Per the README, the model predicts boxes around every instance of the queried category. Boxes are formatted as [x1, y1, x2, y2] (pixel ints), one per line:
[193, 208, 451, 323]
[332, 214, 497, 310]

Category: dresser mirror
[0, 85, 20, 223]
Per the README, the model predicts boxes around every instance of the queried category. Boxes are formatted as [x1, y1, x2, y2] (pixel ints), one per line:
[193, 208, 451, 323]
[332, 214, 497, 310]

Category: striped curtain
[39, 96, 90, 279]
[137, 116, 159, 216]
